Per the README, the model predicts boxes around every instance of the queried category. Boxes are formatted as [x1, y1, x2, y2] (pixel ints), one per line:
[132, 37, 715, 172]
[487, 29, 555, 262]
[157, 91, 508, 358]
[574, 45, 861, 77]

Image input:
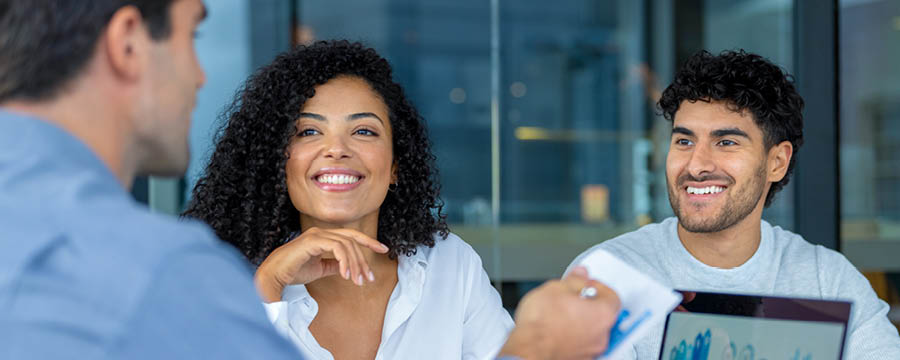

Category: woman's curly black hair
[183, 40, 449, 265]
[658, 49, 804, 207]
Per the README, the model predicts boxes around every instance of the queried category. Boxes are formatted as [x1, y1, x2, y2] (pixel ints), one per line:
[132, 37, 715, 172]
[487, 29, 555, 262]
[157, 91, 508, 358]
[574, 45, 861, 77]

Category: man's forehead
[673, 100, 759, 132]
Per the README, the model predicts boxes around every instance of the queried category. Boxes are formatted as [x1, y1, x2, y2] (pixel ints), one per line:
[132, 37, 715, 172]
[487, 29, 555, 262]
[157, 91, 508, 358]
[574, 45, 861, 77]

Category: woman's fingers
[347, 235, 375, 283]
[274, 227, 383, 286]
[318, 258, 341, 278]
[324, 230, 382, 285]
[299, 238, 349, 280]
[328, 233, 369, 286]
[329, 233, 372, 285]
[333, 228, 389, 254]
[323, 237, 355, 282]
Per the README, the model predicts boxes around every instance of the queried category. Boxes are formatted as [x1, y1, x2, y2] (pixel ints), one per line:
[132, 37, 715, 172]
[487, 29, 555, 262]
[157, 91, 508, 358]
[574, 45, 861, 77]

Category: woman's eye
[354, 128, 378, 136]
[298, 129, 320, 137]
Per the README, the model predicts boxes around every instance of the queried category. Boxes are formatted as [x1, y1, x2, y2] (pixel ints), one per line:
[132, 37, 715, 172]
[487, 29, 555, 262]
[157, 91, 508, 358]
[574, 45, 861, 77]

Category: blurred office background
[135, 0, 900, 328]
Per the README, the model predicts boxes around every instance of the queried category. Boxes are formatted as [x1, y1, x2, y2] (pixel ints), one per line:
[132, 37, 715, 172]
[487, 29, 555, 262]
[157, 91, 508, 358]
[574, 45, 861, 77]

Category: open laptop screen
[658, 291, 851, 360]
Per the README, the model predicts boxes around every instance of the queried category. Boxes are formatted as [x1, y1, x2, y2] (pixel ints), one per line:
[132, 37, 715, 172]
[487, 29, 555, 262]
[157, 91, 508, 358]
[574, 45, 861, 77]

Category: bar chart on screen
[666, 328, 815, 360]
[662, 312, 843, 360]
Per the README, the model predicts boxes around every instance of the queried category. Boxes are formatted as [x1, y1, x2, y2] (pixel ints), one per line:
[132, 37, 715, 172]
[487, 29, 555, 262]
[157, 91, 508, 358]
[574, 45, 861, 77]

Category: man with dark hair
[0, 1, 620, 359]
[0, 0, 302, 358]
[569, 50, 900, 359]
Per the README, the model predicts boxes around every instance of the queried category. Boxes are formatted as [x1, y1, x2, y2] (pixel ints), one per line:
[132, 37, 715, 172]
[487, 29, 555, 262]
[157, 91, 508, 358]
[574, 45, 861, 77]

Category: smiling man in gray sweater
[570, 50, 900, 359]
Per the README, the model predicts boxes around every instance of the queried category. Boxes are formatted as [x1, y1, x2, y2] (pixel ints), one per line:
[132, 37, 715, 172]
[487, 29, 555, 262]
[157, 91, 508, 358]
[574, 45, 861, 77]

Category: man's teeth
[686, 186, 725, 195]
[316, 174, 360, 185]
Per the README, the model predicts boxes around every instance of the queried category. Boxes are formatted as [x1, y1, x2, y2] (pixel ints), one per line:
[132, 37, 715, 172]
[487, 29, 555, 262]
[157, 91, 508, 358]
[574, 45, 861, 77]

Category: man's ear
[767, 140, 793, 182]
[102, 6, 149, 81]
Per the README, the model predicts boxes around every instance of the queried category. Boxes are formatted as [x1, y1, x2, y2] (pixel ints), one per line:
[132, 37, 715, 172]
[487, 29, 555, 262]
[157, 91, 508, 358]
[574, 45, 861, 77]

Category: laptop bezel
[657, 291, 852, 360]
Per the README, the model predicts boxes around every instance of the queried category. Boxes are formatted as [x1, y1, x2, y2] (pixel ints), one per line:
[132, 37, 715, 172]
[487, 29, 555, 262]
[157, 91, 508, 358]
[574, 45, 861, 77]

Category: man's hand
[497, 266, 620, 360]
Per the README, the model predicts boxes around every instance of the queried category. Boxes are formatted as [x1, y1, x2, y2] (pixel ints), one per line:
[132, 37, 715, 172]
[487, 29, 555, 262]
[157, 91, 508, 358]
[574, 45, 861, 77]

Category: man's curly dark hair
[183, 40, 449, 265]
[658, 49, 804, 207]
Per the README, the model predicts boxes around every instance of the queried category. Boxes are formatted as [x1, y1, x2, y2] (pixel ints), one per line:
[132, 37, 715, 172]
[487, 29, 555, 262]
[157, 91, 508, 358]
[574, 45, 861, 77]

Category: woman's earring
[388, 183, 398, 192]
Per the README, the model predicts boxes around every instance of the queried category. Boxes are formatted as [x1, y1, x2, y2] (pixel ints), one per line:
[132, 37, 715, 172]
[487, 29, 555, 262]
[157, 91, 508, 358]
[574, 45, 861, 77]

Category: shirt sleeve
[826, 251, 900, 360]
[459, 243, 515, 360]
[103, 243, 302, 360]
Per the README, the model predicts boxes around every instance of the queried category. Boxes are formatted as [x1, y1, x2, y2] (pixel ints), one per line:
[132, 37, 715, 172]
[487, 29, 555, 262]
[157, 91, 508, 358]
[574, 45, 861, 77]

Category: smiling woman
[285, 76, 396, 230]
[184, 41, 446, 265]
[182, 40, 513, 360]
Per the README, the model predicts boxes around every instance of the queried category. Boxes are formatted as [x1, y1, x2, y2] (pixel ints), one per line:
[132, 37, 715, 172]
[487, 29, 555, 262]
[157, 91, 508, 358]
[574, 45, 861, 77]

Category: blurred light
[894, 16, 900, 31]
[514, 126, 551, 141]
[515, 126, 645, 142]
[515, 126, 582, 141]
[293, 25, 316, 46]
[581, 185, 609, 223]
[449, 88, 467, 104]
[510, 81, 527, 98]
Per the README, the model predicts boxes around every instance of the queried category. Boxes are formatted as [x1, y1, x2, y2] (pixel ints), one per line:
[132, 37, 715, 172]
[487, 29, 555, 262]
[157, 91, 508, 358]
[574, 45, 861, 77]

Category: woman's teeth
[317, 174, 360, 184]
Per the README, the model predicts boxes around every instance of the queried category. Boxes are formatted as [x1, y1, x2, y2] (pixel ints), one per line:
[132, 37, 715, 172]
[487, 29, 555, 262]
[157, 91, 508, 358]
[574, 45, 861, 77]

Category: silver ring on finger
[579, 285, 598, 299]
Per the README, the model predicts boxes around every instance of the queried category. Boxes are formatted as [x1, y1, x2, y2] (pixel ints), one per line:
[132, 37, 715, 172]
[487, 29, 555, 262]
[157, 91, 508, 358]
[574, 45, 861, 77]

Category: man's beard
[667, 164, 767, 233]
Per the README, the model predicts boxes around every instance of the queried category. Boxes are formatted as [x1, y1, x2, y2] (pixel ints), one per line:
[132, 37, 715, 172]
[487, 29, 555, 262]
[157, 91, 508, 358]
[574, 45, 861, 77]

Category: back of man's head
[0, 0, 175, 103]
[1, 0, 208, 184]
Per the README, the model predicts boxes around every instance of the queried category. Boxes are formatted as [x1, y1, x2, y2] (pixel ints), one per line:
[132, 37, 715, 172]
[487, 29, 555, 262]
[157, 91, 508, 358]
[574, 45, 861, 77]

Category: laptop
[658, 291, 852, 360]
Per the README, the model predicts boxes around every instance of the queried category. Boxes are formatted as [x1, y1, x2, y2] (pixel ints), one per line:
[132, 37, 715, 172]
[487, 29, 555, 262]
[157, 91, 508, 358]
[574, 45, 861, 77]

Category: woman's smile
[312, 167, 366, 192]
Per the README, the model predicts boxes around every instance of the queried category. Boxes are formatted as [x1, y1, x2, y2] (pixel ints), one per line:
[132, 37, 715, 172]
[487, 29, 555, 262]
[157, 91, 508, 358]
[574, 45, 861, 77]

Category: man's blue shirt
[0, 109, 299, 359]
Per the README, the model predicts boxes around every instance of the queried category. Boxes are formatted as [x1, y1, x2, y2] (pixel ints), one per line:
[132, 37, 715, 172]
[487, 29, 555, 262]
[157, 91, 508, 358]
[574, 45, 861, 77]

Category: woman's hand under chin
[253, 227, 390, 303]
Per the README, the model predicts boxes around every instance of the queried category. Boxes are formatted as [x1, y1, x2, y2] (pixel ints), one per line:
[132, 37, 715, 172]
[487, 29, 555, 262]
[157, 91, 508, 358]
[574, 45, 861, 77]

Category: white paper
[573, 249, 682, 359]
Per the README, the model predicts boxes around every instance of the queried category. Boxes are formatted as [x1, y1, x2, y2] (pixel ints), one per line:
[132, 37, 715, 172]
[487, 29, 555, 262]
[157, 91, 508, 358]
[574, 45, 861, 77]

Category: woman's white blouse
[263, 233, 514, 360]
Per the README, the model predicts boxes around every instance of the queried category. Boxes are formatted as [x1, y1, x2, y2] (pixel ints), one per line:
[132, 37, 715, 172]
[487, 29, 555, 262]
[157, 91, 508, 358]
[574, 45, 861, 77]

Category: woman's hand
[254, 227, 390, 302]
